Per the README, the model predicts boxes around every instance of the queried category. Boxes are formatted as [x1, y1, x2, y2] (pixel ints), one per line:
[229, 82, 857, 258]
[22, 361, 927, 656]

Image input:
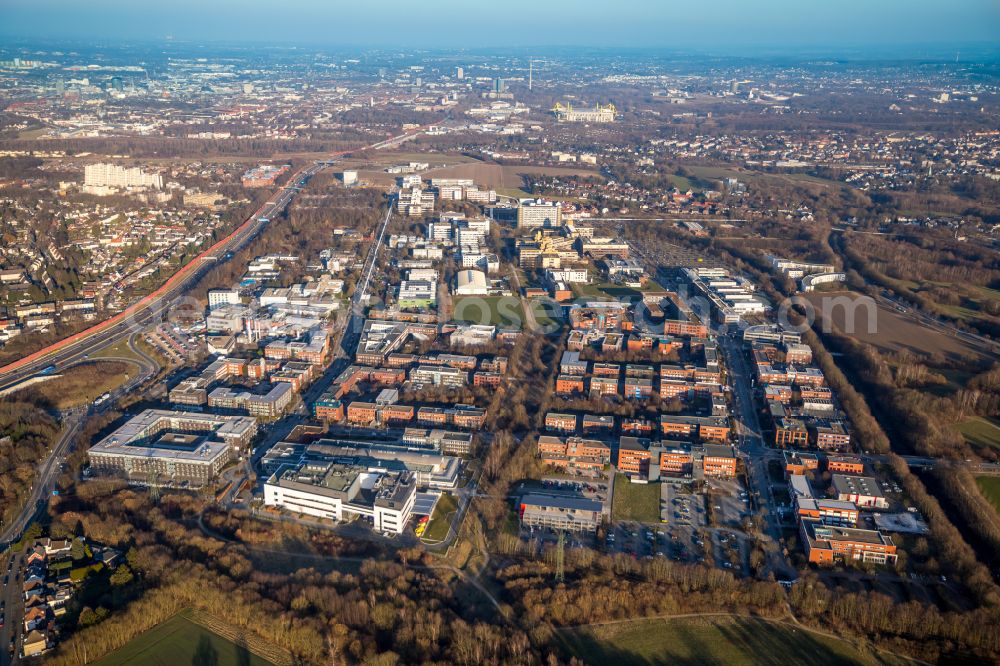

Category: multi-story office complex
[87, 410, 257, 485]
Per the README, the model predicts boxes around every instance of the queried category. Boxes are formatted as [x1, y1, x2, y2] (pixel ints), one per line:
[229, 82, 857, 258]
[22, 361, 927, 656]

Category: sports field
[559, 615, 908, 666]
[92, 611, 277, 666]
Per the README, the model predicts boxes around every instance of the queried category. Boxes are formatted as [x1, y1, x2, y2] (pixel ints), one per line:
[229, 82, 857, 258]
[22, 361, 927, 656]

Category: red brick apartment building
[699, 420, 731, 442]
[799, 386, 833, 401]
[660, 379, 692, 401]
[659, 446, 695, 476]
[556, 375, 586, 395]
[827, 456, 865, 475]
[622, 418, 655, 435]
[386, 353, 418, 368]
[545, 412, 578, 433]
[811, 422, 851, 450]
[774, 418, 809, 447]
[371, 368, 406, 385]
[538, 436, 611, 471]
[592, 362, 621, 377]
[582, 414, 615, 434]
[382, 404, 415, 424]
[314, 398, 344, 422]
[479, 356, 508, 374]
[589, 376, 620, 397]
[623, 377, 654, 399]
[417, 406, 448, 426]
[784, 451, 821, 476]
[626, 334, 654, 352]
[451, 406, 486, 429]
[797, 499, 859, 526]
[473, 372, 503, 388]
[617, 437, 652, 476]
[801, 520, 897, 565]
[347, 402, 377, 425]
[702, 445, 738, 477]
[663, 320, 708, 337]
[660, 364, 695, 380]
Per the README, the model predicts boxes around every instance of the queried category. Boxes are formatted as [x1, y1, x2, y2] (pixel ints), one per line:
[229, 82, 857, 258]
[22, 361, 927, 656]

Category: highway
[0, 177, 306, 395]
[0, 126, 428, 396]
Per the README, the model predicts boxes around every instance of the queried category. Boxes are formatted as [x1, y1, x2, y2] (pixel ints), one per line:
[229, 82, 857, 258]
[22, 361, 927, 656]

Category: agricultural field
[423, 161, 603, 191]
[558, 615, 907, 666]
[611, 474, 660, 523]
[976, 476, 1000, 515]
[954, 417, 1000, 451]
[802, 290, 992, 362]
[92, 610, 282, 666]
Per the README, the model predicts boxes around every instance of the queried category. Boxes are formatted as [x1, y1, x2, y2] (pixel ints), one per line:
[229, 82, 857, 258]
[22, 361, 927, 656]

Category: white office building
[264, 462, 416, 534]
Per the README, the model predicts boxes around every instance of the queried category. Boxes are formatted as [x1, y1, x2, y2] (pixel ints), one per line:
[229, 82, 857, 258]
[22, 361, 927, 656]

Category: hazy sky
[3, 0, 999, 53]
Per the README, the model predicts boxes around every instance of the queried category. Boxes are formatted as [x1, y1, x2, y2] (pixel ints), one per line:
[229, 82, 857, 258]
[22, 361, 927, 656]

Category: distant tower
[529, 61, 533, 91]
[493, 77, 505, 94]
[456, 66, 464, 80]
[730, 80, 739, 94]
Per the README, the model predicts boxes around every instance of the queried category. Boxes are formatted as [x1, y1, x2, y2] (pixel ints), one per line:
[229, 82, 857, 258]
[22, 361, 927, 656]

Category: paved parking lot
[705, 478, 750, 528]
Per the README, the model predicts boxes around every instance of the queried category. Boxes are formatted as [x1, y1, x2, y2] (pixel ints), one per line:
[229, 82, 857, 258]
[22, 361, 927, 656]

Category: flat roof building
[87, 409, 257, 486]
[264, 461, 416, 534]
[519, 494, 602, 532]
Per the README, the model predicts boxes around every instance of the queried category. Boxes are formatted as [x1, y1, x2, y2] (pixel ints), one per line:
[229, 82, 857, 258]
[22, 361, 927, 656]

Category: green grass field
[453, 296, 525, 327]
[976, 476, 1000, 515]
[573, 279, 664, 303]
[92, 611, 276, 666]
[611, 473, 661, 523]
[559, 615, 905, 666]
[423, 492, 459, 542]
[954, 417, 1000, 450]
